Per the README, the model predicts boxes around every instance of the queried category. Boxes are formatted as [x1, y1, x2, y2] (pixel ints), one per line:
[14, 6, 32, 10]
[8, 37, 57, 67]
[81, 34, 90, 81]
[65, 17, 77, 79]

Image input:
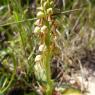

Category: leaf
[34, 63, 46, 82]
[63, 88, 82, 95]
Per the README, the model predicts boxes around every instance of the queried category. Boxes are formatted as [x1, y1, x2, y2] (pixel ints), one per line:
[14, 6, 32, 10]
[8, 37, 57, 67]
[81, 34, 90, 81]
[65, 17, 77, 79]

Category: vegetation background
[0, 0, 95, 95]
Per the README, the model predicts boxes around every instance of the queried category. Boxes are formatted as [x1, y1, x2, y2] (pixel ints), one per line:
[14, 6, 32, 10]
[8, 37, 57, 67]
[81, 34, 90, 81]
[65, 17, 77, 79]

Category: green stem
[0, 18, 37, 27]
[45, 49, 53, 95]
[0, 53, 16, 94]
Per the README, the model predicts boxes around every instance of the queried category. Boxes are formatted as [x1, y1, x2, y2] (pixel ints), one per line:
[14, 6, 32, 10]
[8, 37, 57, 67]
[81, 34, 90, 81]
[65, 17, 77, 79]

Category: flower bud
[47, 8, 53, 15]
[50, 1, 54, 6]
[37, 11, 45, 18]
[44, 1, 49, 9]
[37, 7, 44, 11]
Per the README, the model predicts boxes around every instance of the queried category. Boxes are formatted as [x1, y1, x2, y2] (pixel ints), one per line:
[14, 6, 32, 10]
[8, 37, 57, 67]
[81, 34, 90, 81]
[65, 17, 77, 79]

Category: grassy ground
[0, 0, 95, 95]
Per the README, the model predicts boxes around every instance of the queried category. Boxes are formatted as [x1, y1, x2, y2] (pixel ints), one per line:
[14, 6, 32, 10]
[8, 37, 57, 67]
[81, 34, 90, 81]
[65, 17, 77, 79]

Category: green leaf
[63, 88, 82, 95]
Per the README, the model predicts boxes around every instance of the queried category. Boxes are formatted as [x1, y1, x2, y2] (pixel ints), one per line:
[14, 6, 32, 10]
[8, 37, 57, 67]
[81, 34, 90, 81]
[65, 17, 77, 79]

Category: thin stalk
[0, 8, 84, 27]
[44, 48, 53, 95]
[0, 53, 16, 94]
[52, 7, 85, 16]
[0, 18, 37, 27]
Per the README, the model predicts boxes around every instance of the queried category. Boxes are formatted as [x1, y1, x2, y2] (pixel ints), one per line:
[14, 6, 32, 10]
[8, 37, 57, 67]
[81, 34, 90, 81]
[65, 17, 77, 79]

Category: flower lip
[41, 25, 48, 33]
[34, 19, 40, 26]
[35, 55, 42, 62]
[39, 44, 46, 52]
[34, 26, 40, 34]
